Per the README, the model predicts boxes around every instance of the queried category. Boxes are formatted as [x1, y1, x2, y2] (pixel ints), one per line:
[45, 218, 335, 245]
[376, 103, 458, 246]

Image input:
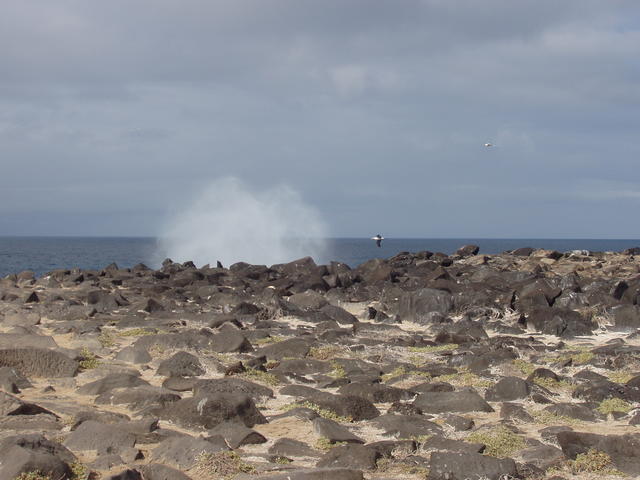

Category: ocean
[0, 236, 639, 278]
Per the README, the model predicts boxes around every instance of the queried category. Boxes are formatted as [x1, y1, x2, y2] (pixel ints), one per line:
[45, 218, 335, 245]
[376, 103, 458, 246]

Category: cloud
[0, 1, 639, 238]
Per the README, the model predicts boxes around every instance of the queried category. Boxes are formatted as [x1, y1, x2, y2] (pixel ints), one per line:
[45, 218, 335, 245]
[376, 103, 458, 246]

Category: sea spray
[155, 178, 327, 267]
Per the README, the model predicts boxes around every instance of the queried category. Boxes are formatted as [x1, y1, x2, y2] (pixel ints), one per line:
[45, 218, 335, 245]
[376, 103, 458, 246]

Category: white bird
[484, 143, 493, 147]
[371, 234, 384, 248]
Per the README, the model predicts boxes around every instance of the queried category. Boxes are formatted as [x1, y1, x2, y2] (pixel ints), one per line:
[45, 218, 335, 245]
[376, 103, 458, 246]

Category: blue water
[0, 236, 638, 278]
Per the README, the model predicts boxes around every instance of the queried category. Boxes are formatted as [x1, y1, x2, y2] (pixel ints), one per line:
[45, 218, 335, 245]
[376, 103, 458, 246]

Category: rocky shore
[1, 245, 640, 480]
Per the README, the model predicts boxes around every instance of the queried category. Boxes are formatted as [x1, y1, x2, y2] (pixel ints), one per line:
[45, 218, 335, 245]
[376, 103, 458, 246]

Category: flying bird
[371, 234, 384, 248]
[484, 143, 494, 147]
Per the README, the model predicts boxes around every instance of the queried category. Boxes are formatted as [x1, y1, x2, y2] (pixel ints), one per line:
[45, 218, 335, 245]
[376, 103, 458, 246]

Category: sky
[1, 0, 639, 238]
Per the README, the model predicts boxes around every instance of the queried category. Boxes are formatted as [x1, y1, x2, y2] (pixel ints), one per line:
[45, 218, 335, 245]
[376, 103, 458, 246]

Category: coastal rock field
[1, 246, 640, 480]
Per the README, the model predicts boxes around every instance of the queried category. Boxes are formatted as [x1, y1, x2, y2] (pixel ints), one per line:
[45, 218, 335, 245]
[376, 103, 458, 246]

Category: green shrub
[192, 451, 255, 479]
[307, 345, 348, 360]
[409, 344, 458, 353]
[597, 398, 633, 415]
[119, 328, 157, 337]
[14, 472, 52, 480]
[98, 331, 116, 347]
[570, 449, 624, 475]
[254, 335, 286, 345]
[466, 425, 526, 458]
[328, 361, 347, 379]
[512, 359, 535, 376]
[70, 462, 88, 480]
[240, 368, 280, 386]
[315, 437, 346, 451]
[439, 368, 492, 388]
[78, 347, 101, 370]
[531, 409, 581, 426]
[282, 401, 352, 423]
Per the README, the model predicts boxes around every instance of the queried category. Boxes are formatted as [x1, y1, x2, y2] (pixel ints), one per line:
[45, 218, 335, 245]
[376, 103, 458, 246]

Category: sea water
[0, 236, 638, 277]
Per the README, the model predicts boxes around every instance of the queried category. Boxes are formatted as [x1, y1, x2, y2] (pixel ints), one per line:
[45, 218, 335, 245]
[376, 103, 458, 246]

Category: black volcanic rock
[155, 392, 267, 429]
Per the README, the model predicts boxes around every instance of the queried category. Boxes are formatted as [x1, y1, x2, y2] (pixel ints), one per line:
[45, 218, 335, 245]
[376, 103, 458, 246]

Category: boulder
[0, 391, 55, 417]
[139, 463, 192, 480]
[313, 417, 364, 444]
[115, 346, 152, 364]
[485, 376, 531, 402]
[0, 348, 78, 377]
[526, 308, 595, 337]
[413, 391, 494, 414]
[253, 469, 363, 480]
[428, 451, 517, 480]
[557, 431, 640, 476]
[279, 385, 379, 421]
[77, 373, 150, 395]
[456, 245, 480, 257]
[610, 305, 640, 330]
[0, 366, 32, 393]
[0, 434, 76, 480]
[268, 438, 321, 458]
[316, 444, 380, 470]
[207, 421, 267, 448]
[64, 420, 136, 454]
[156, 351, 205, 377]
[95, 386, 180, 409]
[156, 392, 267, 429]
[398, 288, 454, 322]
[369, 414, 443, 439]
[337, 382, 415, 403]
[151, 435, 229, 470]
[258, 337, 311, 360]
[193, 377, 274, 402]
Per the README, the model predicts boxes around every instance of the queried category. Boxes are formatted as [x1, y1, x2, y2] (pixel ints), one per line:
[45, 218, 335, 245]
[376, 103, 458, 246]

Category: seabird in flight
[371, 234, 384, 248]
[484, 143, 493, 147]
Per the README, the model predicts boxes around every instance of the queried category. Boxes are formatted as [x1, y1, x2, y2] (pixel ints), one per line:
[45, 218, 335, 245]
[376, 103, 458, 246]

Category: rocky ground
[1, 245, 640, 480]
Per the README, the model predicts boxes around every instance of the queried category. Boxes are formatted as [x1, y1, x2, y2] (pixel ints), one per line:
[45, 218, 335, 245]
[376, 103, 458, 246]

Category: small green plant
[192, 451, 255, 479]
[512, 359, 535, 376]
[382, 366, 432, 382]
[409, 344, 458, 353]
[597, 398, 633, 415]
[382, 367, 407, 382]
[531, 376, 574, 392]
[315, 437, 346, 451]
[274, 456, 292, 464]
[282, 401, 353, 423]
[14, 472, 52, 480]
[376, 458, 429, 477]
[119, 328, 157, 337]
[439, 368, 492, 388]
[410, 434, 432, 444]
[570, 449, 624, 475]
[254, 335, 286, 345]
[148, 344, 166, 355]
[240, 368, 280, 386]
[98, 330, 116, 347]
[531, 409, 582, 426]
[328, 361, 347, 379]
[408, 354, 427, 367]
[308, 345, 347, 360]
[265, 360, 279, 369]
[78, 347, 101, 370]
[555, 346, 595, 366]
[608, 371, 636, 384]
[70, 462, 88, 480]
[466, 425, 526, 458]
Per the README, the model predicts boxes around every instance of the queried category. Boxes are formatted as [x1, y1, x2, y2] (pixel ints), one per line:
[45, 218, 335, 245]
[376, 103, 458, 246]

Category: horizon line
[0, 235, 638, 241]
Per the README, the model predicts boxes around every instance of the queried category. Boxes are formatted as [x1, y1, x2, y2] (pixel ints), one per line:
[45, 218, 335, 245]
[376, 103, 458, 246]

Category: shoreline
[1, 246, 640, 479]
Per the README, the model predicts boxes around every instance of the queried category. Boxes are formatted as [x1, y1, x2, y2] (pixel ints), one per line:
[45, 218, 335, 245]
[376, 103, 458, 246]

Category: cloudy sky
[1, 0, 639, 238]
